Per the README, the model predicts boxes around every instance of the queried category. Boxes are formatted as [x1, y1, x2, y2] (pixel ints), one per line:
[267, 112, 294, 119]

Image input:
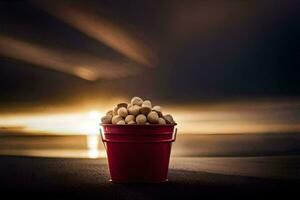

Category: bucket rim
[100, 123, 177, 127]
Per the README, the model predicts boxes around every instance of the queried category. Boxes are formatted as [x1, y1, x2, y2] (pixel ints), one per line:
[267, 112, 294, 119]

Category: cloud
[0, 35, 139, 80]
[33, 0, 158, 67]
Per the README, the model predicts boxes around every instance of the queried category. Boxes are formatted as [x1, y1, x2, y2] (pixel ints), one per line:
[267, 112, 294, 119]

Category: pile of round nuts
[101, 97, 176, 125]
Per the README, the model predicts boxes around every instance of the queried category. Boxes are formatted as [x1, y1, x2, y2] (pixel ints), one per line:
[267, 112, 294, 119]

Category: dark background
[0, 0, 299, 110]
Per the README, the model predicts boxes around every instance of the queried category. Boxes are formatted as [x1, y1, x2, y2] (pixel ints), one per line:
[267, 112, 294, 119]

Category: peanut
[131, 96, 143, 106]
[117, 120, 126, 125]
[112, 115, 123, 124]
[152, 105, 162, 117]
[127, 120, 136, 125]
[117, 103, 128, 109]
[142, 100, 152, 108]
[117, 107, 128, 118]
[101, 115, 112, 124]
[125, 115, 135, 123]
[136, 114, 147, 124]
[128, 105, 140, 116]
[140, 106, 151, 115]
[163, 114, 175, 124]
[158, 117, 166, 125]
[147, 111, 159, 124]
[106, 110, 113, 116]
[101, 97, 175, 125]
[113, 105, 118, 116]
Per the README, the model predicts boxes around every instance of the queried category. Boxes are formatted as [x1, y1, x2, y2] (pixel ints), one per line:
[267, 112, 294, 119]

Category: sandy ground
[0, 156, 299, 199]
[0, 133, 299, 199]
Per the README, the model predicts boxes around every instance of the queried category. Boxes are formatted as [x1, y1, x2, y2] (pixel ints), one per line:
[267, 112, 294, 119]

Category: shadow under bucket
[100, 124, 177, 183]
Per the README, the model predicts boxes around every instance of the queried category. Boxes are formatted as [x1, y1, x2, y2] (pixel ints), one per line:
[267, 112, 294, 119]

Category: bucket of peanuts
[100, 96, 177, 183]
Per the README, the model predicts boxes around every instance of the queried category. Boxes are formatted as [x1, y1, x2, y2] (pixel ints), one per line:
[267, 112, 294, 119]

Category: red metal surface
[100, 124, 177, 183]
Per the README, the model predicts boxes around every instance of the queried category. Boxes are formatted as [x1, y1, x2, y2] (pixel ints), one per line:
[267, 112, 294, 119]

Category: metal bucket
[100, 124, 177, 183]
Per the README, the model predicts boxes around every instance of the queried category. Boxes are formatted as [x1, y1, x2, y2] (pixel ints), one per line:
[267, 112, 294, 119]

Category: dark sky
[0, 0, 299, 110]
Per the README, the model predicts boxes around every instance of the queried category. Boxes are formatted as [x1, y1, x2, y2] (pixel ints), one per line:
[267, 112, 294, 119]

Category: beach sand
[0, 133, 299, 199]
[0, 156, 299, 199]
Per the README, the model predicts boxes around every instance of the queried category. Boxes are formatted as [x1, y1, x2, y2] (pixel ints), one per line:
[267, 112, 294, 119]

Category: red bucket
[100, 124, 177, 183]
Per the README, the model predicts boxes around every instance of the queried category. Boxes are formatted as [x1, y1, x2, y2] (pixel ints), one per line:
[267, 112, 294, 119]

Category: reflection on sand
[87, 135, 105, 158]
[0, 135, 107, 159]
